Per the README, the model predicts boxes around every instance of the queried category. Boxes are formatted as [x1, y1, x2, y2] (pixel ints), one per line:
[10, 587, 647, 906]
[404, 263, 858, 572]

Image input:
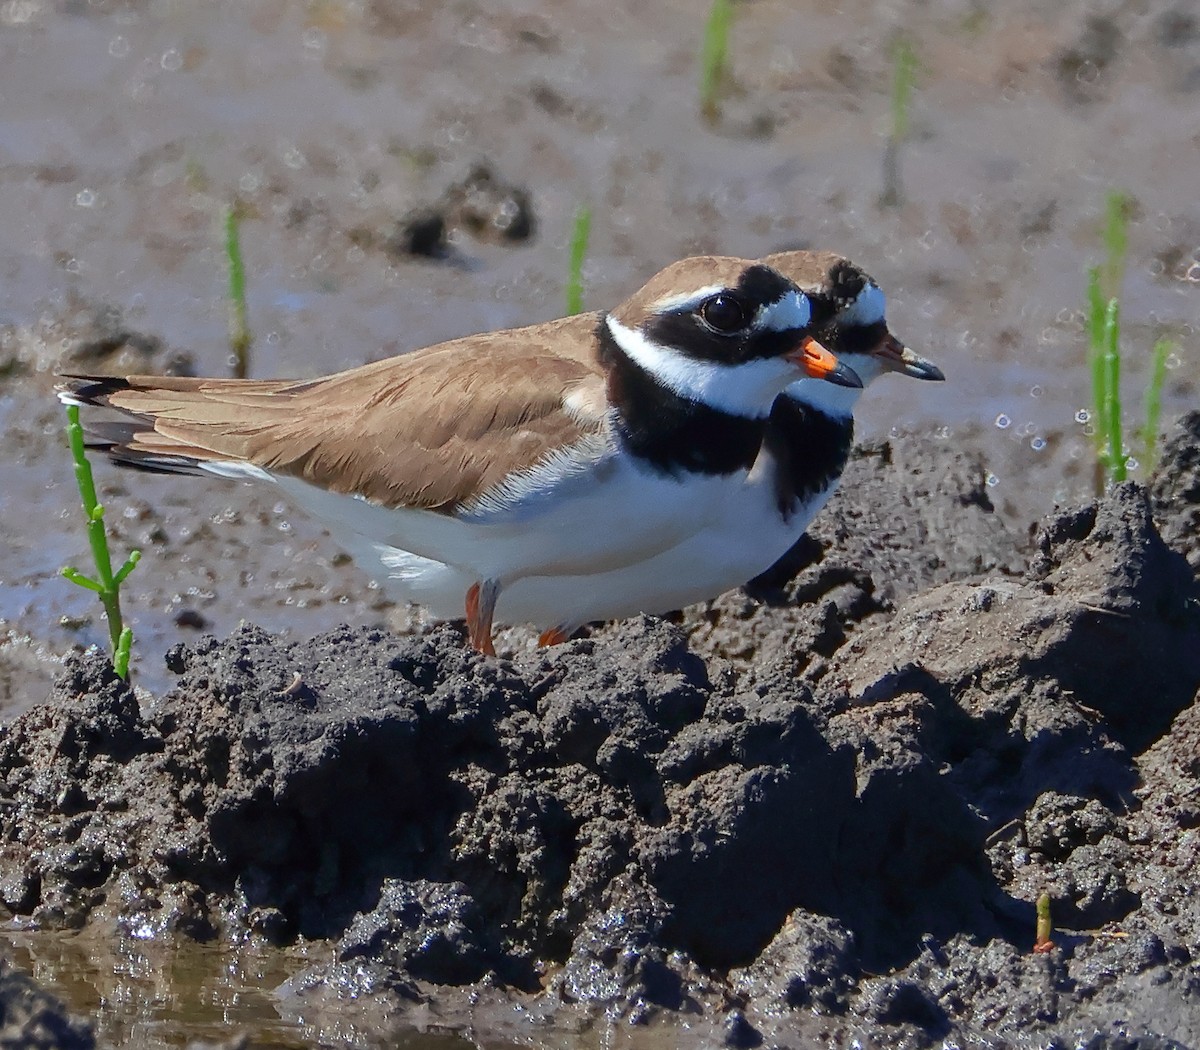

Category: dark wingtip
[56, 374, 133, 408]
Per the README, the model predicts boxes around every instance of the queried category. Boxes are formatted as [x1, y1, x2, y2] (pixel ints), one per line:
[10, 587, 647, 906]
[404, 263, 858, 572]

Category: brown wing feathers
[60, 319, 608, 513]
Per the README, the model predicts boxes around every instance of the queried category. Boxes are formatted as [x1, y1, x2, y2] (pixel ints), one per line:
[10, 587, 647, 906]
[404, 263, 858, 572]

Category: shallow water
[0, 928, 500, 1048]
[0, 0, 1197, 1042]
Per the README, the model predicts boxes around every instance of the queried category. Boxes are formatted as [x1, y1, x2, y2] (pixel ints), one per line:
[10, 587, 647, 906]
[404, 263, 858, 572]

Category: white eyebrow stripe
[839, 282, 886, 326]
[758, 289, 811, 331]
[651, 285, 727, 313]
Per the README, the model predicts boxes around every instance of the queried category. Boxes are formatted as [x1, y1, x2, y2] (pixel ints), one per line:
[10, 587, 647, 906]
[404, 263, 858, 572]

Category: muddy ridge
[0, 418, 1198, 1046]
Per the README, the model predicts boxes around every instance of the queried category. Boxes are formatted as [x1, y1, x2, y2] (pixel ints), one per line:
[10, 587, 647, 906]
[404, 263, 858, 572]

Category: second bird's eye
[699, 293, 750, 333]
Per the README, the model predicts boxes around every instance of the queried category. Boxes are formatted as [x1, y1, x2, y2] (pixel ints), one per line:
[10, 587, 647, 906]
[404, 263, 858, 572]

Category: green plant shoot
[565, 206, 591, 316]
[700, 0, 733, 123]
[225, 204, 252, 379]
[891, 39, 918, 143]
[1140, 338, 1172, 472]
[61, 405, 141, 679]
[1101, 191, 1130, 300]
[1083, 191, 1164, 489]
[880, 39, 918, 207]
[1101, 298, 1124, 481]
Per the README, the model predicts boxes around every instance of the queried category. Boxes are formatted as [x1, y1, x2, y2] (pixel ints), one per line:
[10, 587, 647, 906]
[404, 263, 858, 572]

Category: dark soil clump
[1151, 409, 1200, 571]
[1, 425, 1199, 1045]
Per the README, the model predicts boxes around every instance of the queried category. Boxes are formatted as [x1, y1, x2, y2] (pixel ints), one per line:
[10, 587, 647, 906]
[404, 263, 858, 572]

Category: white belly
[344, 450, 842, 631]
[499, 451, 842, 630]
[233, 448, 750, 596]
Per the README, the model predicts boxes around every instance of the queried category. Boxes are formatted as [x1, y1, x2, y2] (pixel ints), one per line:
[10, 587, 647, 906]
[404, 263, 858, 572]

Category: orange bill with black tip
[789, 335, 863, 389]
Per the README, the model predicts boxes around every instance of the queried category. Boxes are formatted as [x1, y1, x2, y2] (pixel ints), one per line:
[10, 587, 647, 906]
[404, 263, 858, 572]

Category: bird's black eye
[699, 293, 750, 334]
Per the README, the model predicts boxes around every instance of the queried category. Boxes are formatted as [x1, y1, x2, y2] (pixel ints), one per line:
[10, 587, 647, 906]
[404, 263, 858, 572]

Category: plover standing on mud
[59, 256, 860, 654]
[324, 251, 945, 643]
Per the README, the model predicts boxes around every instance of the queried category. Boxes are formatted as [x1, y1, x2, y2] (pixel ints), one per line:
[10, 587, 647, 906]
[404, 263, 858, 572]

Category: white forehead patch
[839, 281, 886, 326]
[651, 285, 726, 314]
[757, 289, 811, 331]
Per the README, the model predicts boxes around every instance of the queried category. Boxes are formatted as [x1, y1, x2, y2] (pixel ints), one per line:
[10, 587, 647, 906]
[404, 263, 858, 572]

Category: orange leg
[537, 626, 572, 648]
[464, 580, 499, 656]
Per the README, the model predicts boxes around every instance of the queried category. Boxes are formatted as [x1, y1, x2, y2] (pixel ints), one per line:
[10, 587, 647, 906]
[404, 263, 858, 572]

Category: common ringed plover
[335, 251, 944, 643]
[59, 255, 861, 654]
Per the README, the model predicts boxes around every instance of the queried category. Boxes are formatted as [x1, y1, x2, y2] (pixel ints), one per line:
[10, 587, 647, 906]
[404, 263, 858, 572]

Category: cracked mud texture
[0, 424, 1198, 1047]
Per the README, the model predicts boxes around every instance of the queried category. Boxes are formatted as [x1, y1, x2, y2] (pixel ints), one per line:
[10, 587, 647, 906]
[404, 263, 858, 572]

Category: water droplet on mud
[1075, 409, 1091, 424]
[74, 189, 96, 208]
[985, 473, 999, 487]
[1031, 436, 1046, 451]
[995, 414, 1011, 429]
[1030, 385, 1043, 398]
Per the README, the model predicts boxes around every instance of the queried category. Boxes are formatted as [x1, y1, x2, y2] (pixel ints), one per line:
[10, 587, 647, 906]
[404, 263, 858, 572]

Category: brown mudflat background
[1, 0, 1199, 1045]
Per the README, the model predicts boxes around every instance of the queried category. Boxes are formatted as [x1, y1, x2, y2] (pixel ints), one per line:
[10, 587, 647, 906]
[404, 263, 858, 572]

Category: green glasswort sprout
[881, 39, 918, 207]
[1141, 337, 1172, 473]
[700, 0, 733, 123]
[565, 206, 592, 316]
[61, 405, 141, 679]
[1101, 190, 1130, 300]
[225, 204, 252, 379]
[1101, 298, 1124, 482]
[1083, 191, 1169, 486]
[891, 38, 918, 143]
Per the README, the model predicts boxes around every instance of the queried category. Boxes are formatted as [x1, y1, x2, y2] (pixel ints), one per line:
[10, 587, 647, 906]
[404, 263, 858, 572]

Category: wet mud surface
[1, 0, 1199, 1045]
[0, 954, 93, 1049]
[0, 420, 1198, 1047]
